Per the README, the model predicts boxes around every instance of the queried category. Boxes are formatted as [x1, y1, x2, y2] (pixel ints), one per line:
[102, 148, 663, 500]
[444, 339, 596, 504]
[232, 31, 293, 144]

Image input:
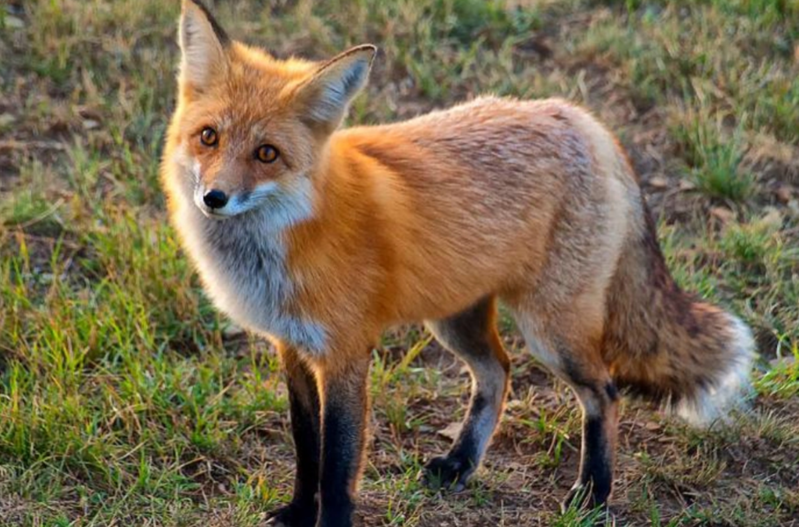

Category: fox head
[167, 0, 375, 221]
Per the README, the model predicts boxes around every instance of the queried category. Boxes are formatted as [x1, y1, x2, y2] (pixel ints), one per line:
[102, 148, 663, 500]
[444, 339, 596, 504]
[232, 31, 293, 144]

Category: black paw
[422, 454, 476, 492]
[265, 501, 317, 527]
[560, 483, 610, 514]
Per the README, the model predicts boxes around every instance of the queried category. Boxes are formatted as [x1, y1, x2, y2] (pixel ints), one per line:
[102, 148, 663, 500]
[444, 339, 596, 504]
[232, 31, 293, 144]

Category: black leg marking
[562, 382, 617, 511]
[424, 392, 490, 491]
[581, 415, 613, 500]
[424, 297, 510, 491]
[318, 362, 370, 527]
[319, 401, 357, 527]
[267, 348, 320, 527]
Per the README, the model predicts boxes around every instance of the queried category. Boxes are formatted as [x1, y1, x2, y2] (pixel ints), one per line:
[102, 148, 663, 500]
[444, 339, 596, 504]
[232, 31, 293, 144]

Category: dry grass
[1, 0, 798, 525]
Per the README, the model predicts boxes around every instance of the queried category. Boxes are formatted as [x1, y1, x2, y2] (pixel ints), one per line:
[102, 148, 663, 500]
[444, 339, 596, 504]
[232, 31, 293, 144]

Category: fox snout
[190, 159, 257, 218]
[193, 180, 247, 219]
[192, 174, 288, 220]
[202, 188, 229, 209]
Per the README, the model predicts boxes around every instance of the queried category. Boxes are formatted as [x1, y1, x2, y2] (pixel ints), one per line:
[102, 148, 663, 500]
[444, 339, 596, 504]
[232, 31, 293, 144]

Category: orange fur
[161, 1, 754, 521]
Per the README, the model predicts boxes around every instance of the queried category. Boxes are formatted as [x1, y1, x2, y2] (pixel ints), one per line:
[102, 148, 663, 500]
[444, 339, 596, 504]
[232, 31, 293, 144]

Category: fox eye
[255, 144, 279, 164]
[200, 127, 218, 146]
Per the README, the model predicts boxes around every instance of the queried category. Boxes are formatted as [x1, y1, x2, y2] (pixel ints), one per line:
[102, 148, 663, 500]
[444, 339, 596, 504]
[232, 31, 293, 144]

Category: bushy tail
[604, 202, 755, 426]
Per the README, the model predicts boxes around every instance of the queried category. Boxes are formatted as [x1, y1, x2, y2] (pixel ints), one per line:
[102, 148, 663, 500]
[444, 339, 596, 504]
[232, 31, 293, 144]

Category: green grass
[2, 0, 799, 525]
[670, 110, 754, 201]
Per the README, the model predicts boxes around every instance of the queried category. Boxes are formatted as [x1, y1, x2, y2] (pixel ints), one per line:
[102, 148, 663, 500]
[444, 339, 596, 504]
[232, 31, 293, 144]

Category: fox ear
[178, 0, 230, 90]
[293, 45, 376, 132]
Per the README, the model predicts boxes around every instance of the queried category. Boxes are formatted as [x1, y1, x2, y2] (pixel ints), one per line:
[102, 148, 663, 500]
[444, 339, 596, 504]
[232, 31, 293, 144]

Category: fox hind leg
[514, 314, 618, 510]
[559, 350, 618, 510]
[423, 296, 511, 491]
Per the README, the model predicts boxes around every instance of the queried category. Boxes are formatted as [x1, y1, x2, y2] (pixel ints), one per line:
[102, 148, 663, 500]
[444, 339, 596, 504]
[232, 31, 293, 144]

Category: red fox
[161, 2, 755, 525]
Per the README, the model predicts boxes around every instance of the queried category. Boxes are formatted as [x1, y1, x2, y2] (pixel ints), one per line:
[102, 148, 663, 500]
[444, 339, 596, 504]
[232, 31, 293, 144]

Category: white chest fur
[176, 203, 327, 353]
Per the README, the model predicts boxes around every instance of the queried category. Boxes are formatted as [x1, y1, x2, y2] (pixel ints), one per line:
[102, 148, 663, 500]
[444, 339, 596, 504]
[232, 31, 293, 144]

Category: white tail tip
[675, 314, 756, 426]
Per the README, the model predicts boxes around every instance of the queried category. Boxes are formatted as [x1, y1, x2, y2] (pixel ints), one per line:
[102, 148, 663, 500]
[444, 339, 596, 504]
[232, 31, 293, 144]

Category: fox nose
[203, 189, 228, 209]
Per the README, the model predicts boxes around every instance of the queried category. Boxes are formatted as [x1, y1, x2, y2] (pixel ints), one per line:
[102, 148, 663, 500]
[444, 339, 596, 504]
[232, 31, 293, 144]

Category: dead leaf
[506, 399, 525, 410]
[710, 207, 734, 224]
[761, 207, 783, 228]
[649, 176, 669, 189]
[776, 186, 792, 204]
[437, 421, 463, 441]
